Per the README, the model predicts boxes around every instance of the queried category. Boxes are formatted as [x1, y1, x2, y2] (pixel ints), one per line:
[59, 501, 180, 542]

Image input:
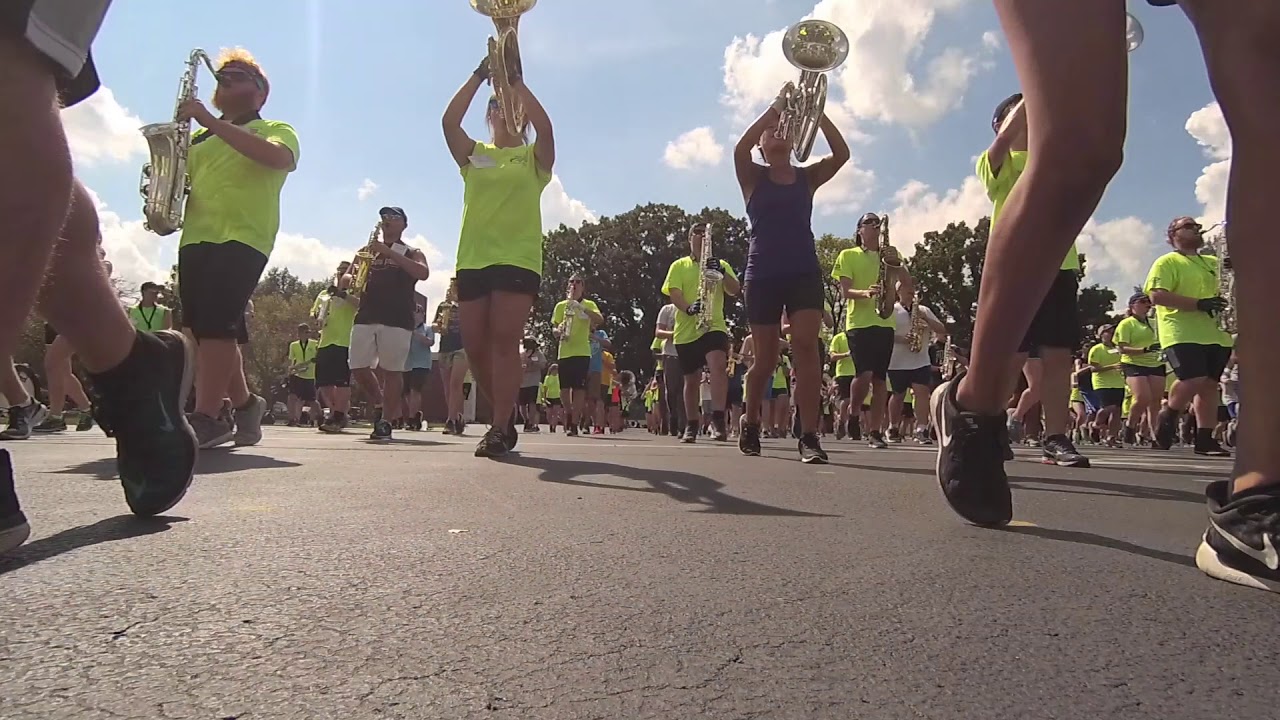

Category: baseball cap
[992, 92, 1023, 133]
[379, 206, 408, 223]
[858, 212, 881, 227]
[1128, 291, 1150, 305]
[140, 281, 161, 292]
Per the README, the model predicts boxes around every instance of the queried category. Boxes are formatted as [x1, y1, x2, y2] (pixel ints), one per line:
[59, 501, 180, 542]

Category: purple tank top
[745, 165, 818, 280]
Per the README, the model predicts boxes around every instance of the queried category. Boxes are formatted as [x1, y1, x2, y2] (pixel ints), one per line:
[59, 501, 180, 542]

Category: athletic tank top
[354, 245, 416, 330]
[745, 165, 817, 280]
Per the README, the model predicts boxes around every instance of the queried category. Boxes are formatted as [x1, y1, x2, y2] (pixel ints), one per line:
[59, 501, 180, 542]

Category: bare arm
[442, 71, 485, 168]
[805, 115, 850, 190]
[1149, 288, 1202, 312]
[722, 272, 741, 297]
[985, 99, 1026, 176]
[201, 119, 295, 170]
[512, 80, 554, 174]
[840, 276, 873, 301]
[734, 105, 781, 200]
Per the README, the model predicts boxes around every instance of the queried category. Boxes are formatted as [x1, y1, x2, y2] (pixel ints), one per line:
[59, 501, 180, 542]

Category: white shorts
[348, 324, 412, 373]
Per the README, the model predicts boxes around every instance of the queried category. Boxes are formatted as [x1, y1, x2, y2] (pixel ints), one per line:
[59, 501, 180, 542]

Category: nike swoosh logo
[1211, 519, 1280, 571]
[157, 396, 175, 433]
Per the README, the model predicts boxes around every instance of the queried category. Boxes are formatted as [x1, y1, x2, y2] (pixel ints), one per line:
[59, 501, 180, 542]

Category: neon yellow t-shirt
[552, 299, 600, 359]
[831, 247, 894, 330]
[772, 356, 790, 390]
[1112, 315, 1161, 368]
[976, 150, 1079, 272]
[458, 142, 552, 275]
[313, 291, 356, 349]
[181, 119, 300, 257]
[542, 374, 562, 400]
[601, 351, 615, 387]
[1143, 251, 1233, 348]
[128, 305, 169, 332]
[662, 256, 738, 345]
[829, 332, 855, 378]
[1088, 343, 1125, 390]
[288, 339, 318, 380]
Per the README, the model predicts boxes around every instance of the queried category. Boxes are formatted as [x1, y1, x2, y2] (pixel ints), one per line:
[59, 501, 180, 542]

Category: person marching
[130, 282, 172, 333]
[828, 328, 857, 440]
[888, 279, 947, 445]
[285, 323, 319, 427]
[442, 53, 554, 458]
[654, 301, 684, 438]
[733, 84, 850, 463]
[541, 364, 563, 432]
[1113, 292, 1165, 447]
[313, 261, 357, 434]
[433, 280, 467, 435]
[349, 207, 430, 442]
[662, 222, 741, 443]
[1144, 217, 1233, 457]
[175, 47, 299, 449]
[552, 275, 604, 438]
[1086, 325, 1126, 448]
[404, 304, 436, 431]
[519, 337, 546, 433]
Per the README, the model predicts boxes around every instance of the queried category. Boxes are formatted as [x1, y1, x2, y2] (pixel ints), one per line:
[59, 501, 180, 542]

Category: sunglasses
[216, 70, 262, 88]
[1173, 221, 1202, 234]
[860, 219, 882, 228]
[568, 279, 583, 285]
[380, 213, 403, 221]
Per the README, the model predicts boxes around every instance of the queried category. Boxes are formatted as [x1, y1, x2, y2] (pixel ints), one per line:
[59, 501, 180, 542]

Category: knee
[1034, 136, 1123, 198]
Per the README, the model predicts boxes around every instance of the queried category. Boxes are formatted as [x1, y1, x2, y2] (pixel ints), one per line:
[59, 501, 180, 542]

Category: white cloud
[812, 160, 877, 216]
[1185, 102, 1229, 223]
[85, 188, 169, 295]
[1074, 216, 1161, 298]
[542, 175, 597, 230]
[663, 127, 725, 170]
[356, 178, 379, 201]
[721, 0, 995, 129]
[888, 175, 991, 257]
[63, 87, 147, 167]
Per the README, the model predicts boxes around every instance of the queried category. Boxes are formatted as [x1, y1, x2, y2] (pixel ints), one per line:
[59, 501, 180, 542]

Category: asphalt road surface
[2, 427, 1276, 720]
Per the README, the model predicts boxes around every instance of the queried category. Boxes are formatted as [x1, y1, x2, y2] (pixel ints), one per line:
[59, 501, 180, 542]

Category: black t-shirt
[354, 244, 418, 330]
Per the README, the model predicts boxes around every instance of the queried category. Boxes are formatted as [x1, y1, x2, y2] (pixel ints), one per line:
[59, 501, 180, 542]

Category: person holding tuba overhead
[443, 0, 554, 459]
[732, 19, 851, 465]
[170, 47, 300, 451]
[661, 223, 741, 444]
[832, 213, 901, 451]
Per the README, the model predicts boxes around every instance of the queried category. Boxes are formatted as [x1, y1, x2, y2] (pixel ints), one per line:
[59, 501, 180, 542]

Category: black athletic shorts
[1122, 364, 1166, 379]
[1165, 343, 1232, 383]
[675, 330, 730, 375]
[0, 1, 109, 107]
[1019, 270, 1080, 353]
[1095, 387, 1125, 409]
[456, 264, 540, 302]
[547, 398, 562, 408]
[518, 385, 540, 405]
[558, 356, 590, 390]
[315, 345, 351, 388]
[1217, 405, 1230, 423]
[835, 375, 854, 400]
[888, 365, 933, 395]
[405, 367, 431, 394]
[287, 375, 316, 403]
[600, 386, 616, 407]
[178, 241, 268, 342]
[850, 326, 894, 381]
[744, 271, 824, 326]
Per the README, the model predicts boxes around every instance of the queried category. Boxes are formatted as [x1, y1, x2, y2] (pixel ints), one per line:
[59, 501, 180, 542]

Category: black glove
[704, 256, 722, 272]
[1145, 343, 1162, 353]
[685, 302, 702, 316]
[1197, 297, 1227, 316]
[474, 56, 491, 82]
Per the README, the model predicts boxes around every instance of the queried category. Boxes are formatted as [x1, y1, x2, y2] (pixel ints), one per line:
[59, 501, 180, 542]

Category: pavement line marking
[1007, 520, 1038, 527]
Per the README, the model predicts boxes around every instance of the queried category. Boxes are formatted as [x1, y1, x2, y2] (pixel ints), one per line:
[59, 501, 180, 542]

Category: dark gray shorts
[1, 1, 111, 106]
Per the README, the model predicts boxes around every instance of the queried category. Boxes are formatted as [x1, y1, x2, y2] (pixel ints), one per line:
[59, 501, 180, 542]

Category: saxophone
[558, 292, 579, 341]
[907, 303, 929, 353]
[694, 224, 722, 333]
[351, 223, 380, 294]
[1206, 223, 1236, 333]
[941, 336, 957, 380]
[876, 214, 901, 319]
[139, 49, 217, 236]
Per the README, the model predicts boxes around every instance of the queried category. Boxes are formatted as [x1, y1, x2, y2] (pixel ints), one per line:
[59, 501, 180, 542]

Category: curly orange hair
[216, 47, 270, 101]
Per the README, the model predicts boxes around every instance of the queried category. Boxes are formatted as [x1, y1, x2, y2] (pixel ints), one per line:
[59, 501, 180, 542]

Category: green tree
[905, 217, 990, 345]
[816, 233, 858, 330]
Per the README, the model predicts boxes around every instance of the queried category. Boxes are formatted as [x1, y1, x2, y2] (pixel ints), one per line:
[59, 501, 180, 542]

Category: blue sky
[71, 0, 1229, 308]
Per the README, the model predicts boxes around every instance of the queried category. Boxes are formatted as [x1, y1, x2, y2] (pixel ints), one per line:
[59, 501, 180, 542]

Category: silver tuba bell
[777, 19, 849, 163]
[139, 49, 217, 236]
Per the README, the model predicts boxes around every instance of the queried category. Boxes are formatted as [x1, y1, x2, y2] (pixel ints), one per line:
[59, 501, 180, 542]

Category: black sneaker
[886, 428, 902, 444]
[739, 422, 762, 457]
[1154, 407, 1178, 450]
[505, 416, 519, 451]
[87, 330, 198, 517]
[33, 415, 67, 433]
[848, 417, 862, 441]
[319, 412, 346, 434]
[867, 432, 888, 450]
[712, 412, 728, 442]
[76, 413, 95, 432]
[835, 422, 846, 441]
[0, 450, 30, 554]
[369, 419, 393, 441]
[1197, 481, 1280, 593]
[567, 424, 579, 438]
[914, 426, 932, 445]
[682, 422, 698, 444]
[1, 401, 48, 441]
[1123, 426, 1137, 446]
[1041, 434, 1091, 468]
[1195, 437, 1231, 457]
[475, 426, 509, 458]
[798, 433, 828, 464]
[930, 376, 1013, 527]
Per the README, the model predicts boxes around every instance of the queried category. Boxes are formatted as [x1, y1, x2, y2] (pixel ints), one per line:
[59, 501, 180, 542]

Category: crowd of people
[1, 1, 1277, 598]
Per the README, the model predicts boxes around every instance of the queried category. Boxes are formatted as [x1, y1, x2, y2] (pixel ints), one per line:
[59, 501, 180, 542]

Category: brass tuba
[351, 222, 380, 294]
[139, 49, 217, 236]
[777, 19, 850, 162]
[876, 214, 902, 319]
[470, 0, 537, 136]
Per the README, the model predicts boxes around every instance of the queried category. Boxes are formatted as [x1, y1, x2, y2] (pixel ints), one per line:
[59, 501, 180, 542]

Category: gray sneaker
[1, 401, 48, 441]
[232, 394, 267, 446]
[188, 412, 233, 449]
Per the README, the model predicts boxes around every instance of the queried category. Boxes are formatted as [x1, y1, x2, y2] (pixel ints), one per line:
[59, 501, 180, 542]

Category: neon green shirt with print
[288, 339, 317, 380]
[1087, 343, 1125, 390]
[552, 299, 600, 359]
[831, 247, 893, 330]
[662, 256, 738, 345]
[312, 291, 356, 349]
[1143, 251, 1233, 348]
[458, 142, 552, 275]
[976, 150, 1079, 272]
[180, 119, 300, 256]
[829, 332, 855, 378]
[542, 374, 561, 400]
[128, 305, 169, 332]
[772, 356, 790, 390]
[1112, 315, 1161, 368]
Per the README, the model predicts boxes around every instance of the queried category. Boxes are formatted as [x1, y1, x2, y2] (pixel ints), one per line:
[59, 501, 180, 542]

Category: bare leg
[0, 359, 29, 407]
[195, 340, 241, 417]
[1038, 348, 1072, 436]
[745, 327, 780, 426]
[787, 310, 822, 435]
[482, 292, 535, 432]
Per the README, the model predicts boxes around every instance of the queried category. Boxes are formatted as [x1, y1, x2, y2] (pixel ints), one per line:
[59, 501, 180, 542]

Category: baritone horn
[1125, 13, 1144, 52]
[139, 49, 217, 236]
[777, 19, 850, 163]
[470, 0, 537, 136]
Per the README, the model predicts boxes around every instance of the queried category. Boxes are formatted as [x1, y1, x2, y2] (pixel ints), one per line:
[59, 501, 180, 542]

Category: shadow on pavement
[54, 452, 302, 480]
[1009, 475, 1205, 505]
[1002, 523, 1195, 568]
[504, 456, 837, 517]
[824, 460, 935, 478]
[0, 515, 187, 575]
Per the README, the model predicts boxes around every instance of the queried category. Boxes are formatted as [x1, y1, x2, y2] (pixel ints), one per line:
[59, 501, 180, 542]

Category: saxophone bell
[351, 222, 381, 295]
[139, 49, 216, 236]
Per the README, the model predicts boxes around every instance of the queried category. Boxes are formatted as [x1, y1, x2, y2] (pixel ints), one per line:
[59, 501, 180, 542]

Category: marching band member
[1113, 292, 1165, 447]
[519, 337, 546, 433]
[1086, 325, 1126, 448]
[552, 275, 604, 439]
[828, 328, 857, 441]
[130, 283, 173, 332]
[285, 323, 319, 427]
[442, 54, 554, 457]
[733, 85, 850, 464]
[433, 280, 468, 435]
[348, 206, 430, 442]
[1143, 217, 1232, 457]
[404, 305, 436, 431]
[888, 280, 946, 445]
[661, 223, 741, 443]
[176, 47, 300, 449]
[654, 301, 684, 437]
[313, 261, 356, 434]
